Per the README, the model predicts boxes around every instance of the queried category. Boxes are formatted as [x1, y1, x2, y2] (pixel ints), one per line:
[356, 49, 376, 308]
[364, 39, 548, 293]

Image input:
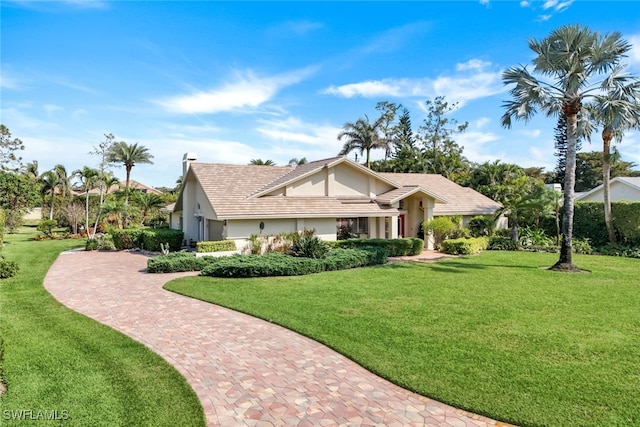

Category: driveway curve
[45, 250, 512, 427]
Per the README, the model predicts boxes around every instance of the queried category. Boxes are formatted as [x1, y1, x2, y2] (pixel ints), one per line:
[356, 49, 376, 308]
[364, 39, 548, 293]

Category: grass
[0, 228, 204, 426]
[165, 251, 640, 427]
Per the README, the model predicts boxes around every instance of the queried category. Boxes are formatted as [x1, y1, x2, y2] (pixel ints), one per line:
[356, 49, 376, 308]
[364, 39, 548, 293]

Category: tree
[73, 166, 100, 234]
[133, 192, 165, 226]
[585, 80, 640, 243]
[502, 24, 632, 271]
[39, 170, 59, 220]
[0, 171, 40, 232]
[467, 160, 525, 203]
[108, 141, 153, 227]
[0, 125, 25, 172]
[575, 151, 638, 192]
[89, 133, 115, 238]
[338, 115, 387, 168]
[375, 101, 400, 159]
[287, 158, 307, 167]
[249, 159, 276, 166]
[417, 96, 469, 179]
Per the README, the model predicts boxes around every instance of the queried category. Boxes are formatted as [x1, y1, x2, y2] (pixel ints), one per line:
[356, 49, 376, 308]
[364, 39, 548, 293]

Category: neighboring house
[72, 179, 162, 196]
[575, 177, 640, 202]
[173, 153, 502, 250]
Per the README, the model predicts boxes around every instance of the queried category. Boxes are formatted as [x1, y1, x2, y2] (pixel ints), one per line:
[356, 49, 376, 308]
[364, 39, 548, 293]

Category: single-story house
[172, 153, 502, 250]
[575, 177, 640, 202]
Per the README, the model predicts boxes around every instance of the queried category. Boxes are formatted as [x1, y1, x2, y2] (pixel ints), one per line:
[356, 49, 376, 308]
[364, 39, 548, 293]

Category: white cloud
[474, 118, 491, 129]
[323, 60, 503, 106]
[479, 0, 490, 5]
[628, 35, 640, 67]
[256, 117, 342, 148]
[0, 71, 21, 89]
[536, 14, 552, 22]
[520, 1, 531, 7]
[157, 68, 315, 114]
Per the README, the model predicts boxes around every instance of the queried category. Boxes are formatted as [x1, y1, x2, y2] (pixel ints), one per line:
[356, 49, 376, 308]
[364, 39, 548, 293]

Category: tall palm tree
[39, 170, 58, 220]
[585, 81, 640, 243]
[73, 166, 99, 234]
[287, 157, 308, 167]
[338, 115, 387, 168]
[108, 141, 154, 203]
[501, 24, 632, 271]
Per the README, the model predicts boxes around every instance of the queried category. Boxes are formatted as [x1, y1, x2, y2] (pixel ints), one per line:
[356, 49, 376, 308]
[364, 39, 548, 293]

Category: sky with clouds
[2, 0, 639, 188]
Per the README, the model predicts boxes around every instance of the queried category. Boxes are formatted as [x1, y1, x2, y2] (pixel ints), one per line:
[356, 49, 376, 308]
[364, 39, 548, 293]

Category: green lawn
[0, 229, 204, 426]
[165, 251, 640, 427]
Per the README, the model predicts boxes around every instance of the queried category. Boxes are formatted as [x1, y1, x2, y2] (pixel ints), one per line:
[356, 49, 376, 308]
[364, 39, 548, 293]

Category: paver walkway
[44, 250, 513, 427]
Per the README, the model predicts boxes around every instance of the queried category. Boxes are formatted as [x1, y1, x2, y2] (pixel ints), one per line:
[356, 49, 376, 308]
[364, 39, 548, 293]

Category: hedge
[487, 236, 520, 251]
[612, 202, 640, 246]
[334, 237, 423, 257]
[0, 208, 5, 248]
[199, 248, 388, 278]
[440, 237, 489, 255]
[110, 228, 145, 250]
[142, 228, 184, 252]
[196, 240, 237, 253]
[147, 252, 214, 273]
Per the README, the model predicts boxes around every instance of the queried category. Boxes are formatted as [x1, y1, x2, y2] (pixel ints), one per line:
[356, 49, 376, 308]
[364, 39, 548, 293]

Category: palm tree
[249, 159, 276, 166]
[108, 141, 153, 227]
[39, 170, 58, 220]
[338, 115, 387, 168]
[133, 192, 165, 226]
[287, 157, 308, 167]
[585, 82, 640, 243]
[501, 24, 632, 271]
[73, 166, 99, 234]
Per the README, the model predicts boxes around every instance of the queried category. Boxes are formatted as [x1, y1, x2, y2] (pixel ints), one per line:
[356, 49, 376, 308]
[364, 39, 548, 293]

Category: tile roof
[379, 173, 501, 215]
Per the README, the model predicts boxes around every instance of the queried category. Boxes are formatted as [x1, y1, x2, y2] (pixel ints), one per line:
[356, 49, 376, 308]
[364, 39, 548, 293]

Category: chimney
[183, 152, 197, 178]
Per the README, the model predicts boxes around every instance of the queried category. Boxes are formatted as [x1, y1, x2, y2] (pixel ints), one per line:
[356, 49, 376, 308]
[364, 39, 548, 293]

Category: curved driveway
[44, 250, 511, 427]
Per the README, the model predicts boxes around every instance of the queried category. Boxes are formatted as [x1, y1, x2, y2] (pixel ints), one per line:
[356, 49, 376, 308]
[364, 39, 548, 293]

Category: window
[336, 217, 369, 239]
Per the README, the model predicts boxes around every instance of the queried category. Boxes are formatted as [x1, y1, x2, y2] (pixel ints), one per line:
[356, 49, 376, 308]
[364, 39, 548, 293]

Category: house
[575, 177, 640, 202]
[172, 153, 502, 250]
[72, 179, 163, 196]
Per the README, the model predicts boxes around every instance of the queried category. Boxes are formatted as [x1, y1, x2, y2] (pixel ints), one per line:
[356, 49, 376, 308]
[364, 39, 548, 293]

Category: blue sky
[2, 0, 640, 188]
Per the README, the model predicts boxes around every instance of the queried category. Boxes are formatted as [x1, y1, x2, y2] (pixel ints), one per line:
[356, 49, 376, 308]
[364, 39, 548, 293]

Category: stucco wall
[580, 182, 640, 202]
[288, 172, 326, 196]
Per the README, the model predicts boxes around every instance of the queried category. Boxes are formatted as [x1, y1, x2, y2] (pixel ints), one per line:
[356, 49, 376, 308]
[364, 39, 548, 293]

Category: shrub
[573, 202, 608, 246]
[572, 238, 593, 255]
[322, 247, 388, 271]
[147, 252, 214, 273]
[0, 208, 5, 248]
[289, 229, 329, 259]
[519, 227, 554, 248]
[488, 236, 520, 251]
[85, 234, 116, 251]
[423, 217, 458, 248]
[110, 228, 144, 250]
[440, 237, 489, 255]
[334, 237, 424, 257]
[196, 240, 237, 253]
[596, 243, 640, 258]
[612, 202, 640, 246]
[86, 238, 98, 251]
[37, 219, 58, 238]
[468, 216, 496, 237]
[141, 228, 184, 252]
[0, 256, 19, 279]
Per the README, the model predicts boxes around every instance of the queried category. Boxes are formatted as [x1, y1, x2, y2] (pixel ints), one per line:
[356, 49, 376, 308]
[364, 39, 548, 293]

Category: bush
[468, 216, 496, 237]
[612, 202, 640, 246]
[572, 237, 593, 255]
[0, 256, 19, 279]
[488, 236, 520, 251]
[85, 234, 116, 251]
[110, 228, 144, 250]
[141, 228, 184, 252]
[37, 219, 58, 238]
[147, 252, 214, 273]
[519, 227, 554, 248]
[289, 229, 329, 259]
[196, 240, 237, 253]
[596, 243, 640, 258]
[0, 208, 5, 247]
[86, 238, 98, 251]
[322, 247, 388, 271]
[334, 237, 423, 256]
[423, 217, 459, 248]
[440, 237, 489, 255]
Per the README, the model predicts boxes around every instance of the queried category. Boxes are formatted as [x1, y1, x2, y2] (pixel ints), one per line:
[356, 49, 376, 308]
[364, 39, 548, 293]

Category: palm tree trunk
[85, 190, 90, 236]
[552, 105, 580, 271]
[49, 194, 54, 220]
[123, 167, 131, 228]
[602, 131, 616, 244]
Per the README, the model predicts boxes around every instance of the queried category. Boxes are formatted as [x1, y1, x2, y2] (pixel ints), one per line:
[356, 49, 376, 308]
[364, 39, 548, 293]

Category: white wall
[580, 182, 640, 202]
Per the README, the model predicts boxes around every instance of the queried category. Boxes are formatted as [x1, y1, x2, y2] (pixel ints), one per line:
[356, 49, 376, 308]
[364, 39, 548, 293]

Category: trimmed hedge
[142, 228, 184, 252]
[334, 237, 423, 257]
[147, 252, 214, 273]
[612, 202, 640, 246]
[110, 228, 144, 250]
[488, 236, 520, 251]
[199, 248, 388, 278]
[196, 240, 237, 253]
[440, 237, 489, 255]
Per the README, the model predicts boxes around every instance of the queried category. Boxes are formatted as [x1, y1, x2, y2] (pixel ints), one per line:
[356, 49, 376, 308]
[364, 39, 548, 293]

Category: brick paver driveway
[44, 250, 512, 427]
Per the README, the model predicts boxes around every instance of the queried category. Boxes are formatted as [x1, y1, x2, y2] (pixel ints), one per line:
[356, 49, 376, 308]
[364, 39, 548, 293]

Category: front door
[398, 214, 405, 238]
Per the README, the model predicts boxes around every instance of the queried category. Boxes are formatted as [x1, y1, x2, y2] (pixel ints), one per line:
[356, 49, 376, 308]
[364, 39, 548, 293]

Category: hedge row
[196, 240, 237, 253]
[200, 248, 388, 278]
[109, 228, 184, 251]
[334, 237, 424, 257]
[147, 252, 214, 273]
[440, 237, 489, 255]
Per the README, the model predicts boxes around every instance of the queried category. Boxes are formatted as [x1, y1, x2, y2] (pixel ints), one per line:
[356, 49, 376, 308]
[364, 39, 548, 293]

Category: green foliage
[85, 234, 115, 251]
[200, 248, 388, 278]
[147, 252, 213, 273]
[141, 228, 184, 252]
[335, 237, 424, 256]
[289, 229, 329, 259]
[85, 238, 98, 251]
[572, 238, 593, 255]
[596, 243, 640, 258]
[36, 219, 58, 237]
[423, 216, 458, 247]
[196, 240, 237, 253]
[612, 202, 640, 246]
[468, 215, 496, 237]
[110, 228, 144, 249]
[246, 233, 263, 255]
[519, 227, 554, 248]
[0, 208, 4, 247]
[488, 236, 520, 251]
[573, 202, 608, 246]
[440, 237, 489, 255]
[0, 256, 19, 278]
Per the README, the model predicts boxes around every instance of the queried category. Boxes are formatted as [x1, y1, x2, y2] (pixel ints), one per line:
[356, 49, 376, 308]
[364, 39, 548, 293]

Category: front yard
[165, 251, 640, 427]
